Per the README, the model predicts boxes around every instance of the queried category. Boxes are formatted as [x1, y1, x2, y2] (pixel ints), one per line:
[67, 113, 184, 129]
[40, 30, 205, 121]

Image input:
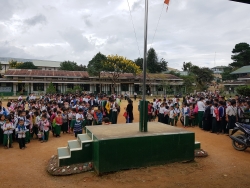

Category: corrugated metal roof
[230, 66, 250, 74]
[4, 69, 182, 81]
[4, 69, 89, 78]
[0, 57, 61, 67]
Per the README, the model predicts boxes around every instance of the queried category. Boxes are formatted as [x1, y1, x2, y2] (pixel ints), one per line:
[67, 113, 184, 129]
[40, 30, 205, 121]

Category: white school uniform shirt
[174, 108, 180, 114]
[226, 106, 237, 116]
[210, 106, 214, 115]
[83, 98, 89, 103]
[197, 101, 205, 112]
[157, 102, 162, 109]
[41, 105, 47, 111]
[112, 103, 117, 112]
[159, 107, 165, 114]
[153, 102, 157, 110]
[16, 125, 27, 138]
[2, 122, 15, 134]
[164, 108, 169, 115]
[169, 110, 175, 119]
[86, 112, 93, 120]
[182, 107, 189, 116]
[76, 113, 84, 122]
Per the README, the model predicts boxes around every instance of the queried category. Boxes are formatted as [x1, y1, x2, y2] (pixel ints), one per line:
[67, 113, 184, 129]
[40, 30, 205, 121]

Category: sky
[0, 0, 249, 70]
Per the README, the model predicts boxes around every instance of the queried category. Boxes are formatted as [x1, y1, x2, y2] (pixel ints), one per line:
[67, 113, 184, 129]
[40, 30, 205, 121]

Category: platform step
[195, 142, 201, 150]
[58, 147, 70, 159]
[68, 140, 81, 151]
[78, 134, 92, 143]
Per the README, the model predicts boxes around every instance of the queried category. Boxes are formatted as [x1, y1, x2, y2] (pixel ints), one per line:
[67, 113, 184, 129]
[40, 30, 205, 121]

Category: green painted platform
[57, 122, 196, 174]
[57, 133, 93, 167]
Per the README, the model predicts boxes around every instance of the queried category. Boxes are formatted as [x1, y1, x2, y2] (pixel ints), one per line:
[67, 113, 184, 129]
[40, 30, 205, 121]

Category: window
[157, 86, 163, 91]
[33, 83, 44, 91]
[67, 84, 74, 89]
[18, 83, 26, 92]
[80, 84, 90, 91]
[33, 77, 44, 80]
[121, 83, 129, 91]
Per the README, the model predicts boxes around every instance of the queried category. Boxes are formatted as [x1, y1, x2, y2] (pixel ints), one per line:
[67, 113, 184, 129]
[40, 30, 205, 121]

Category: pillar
[44, 83, 47, 93]
[13, 83, 17, 96]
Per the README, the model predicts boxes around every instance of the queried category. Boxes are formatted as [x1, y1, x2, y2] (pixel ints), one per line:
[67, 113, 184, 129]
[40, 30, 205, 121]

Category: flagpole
[140, 0, 149, 132]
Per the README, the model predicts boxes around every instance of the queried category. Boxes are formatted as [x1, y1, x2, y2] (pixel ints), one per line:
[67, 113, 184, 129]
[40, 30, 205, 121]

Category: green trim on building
[231, 66, 250, 74]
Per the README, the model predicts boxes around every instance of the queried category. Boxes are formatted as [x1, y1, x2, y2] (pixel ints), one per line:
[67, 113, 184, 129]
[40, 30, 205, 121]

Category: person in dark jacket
[88, 96, 98, 107]
[203, 101, 211, 131]
[126, 99, 134, 123]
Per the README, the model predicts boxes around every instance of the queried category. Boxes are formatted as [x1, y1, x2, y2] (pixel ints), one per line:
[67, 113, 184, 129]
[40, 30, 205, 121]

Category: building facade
[0, 69, 184, 96]
[0, 57, 61, 74]
[223, 65, 250, 93]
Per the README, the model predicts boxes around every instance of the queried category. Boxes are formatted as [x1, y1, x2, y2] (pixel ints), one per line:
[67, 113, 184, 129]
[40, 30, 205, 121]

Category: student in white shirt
[158, 104, 165, 123]
[168, 106, 176, 126]
[197, 97, 205, 128]
[163, 105, 170, 125]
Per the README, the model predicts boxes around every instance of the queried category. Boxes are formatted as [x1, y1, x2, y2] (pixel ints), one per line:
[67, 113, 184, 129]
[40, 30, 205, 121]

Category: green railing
[0, 92, 14, 96]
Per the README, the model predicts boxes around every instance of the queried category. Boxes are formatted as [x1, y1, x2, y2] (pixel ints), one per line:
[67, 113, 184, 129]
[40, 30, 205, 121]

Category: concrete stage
[58, 122, 196, 175]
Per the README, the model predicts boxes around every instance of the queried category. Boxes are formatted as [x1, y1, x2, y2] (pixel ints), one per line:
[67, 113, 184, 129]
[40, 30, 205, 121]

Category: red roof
[4, 69, 182, 80]
[5, 69, 89, 78]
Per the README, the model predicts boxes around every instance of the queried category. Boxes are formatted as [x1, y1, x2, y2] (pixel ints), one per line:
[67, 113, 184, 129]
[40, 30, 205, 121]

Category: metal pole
[142, 0, 148, 102]
[140, 0, 148, 132]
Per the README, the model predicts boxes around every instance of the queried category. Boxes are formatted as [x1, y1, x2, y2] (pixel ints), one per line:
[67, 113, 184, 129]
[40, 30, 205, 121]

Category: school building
[0, 69, 184, 96]
[0, 57, 61, 74]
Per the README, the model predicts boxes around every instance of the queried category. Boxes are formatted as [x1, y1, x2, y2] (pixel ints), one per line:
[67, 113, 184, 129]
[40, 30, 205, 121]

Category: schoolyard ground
[0, 99, 249, 188]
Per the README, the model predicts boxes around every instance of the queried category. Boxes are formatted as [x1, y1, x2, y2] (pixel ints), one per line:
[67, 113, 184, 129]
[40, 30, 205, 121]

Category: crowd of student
[1, 91, 248, 150]
[150, 93, 249, 135]
[0, 93, 133, 150]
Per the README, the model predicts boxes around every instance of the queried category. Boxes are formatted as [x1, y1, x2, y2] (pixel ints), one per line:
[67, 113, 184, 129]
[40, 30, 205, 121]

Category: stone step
[68, 140, 81, 151]
[195, 142, 201, 150]
[58, 147, 70, 159]
[77, 134, 92, 143]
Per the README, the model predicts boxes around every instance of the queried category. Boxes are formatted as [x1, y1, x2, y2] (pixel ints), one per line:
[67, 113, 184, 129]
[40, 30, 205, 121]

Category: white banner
[0, 87, 12, 92]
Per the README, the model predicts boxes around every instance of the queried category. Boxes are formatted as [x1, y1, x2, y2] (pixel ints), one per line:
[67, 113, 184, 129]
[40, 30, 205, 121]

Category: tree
[159, 58, 168, 72]
[236, 85, 250, 96]
[134, 58, 143, 70]
[59, 61, 78, 71]
[191, 66, 214, 86]
[180, 75, 196, 93]
[78, 64, 87, 71]
[182, 62, 193, 72]
[9, 60, 23, 68]
[87, 52, 107, 92]
[147, 48, 159, 73]
[168, 70, 180, 77]
[230, 42, 250, 68]
[16, 62, 37, 69]
[147, 48, 168, 73]
[0, 62, 2, 70]
[87, 52, 107, 77]
[103, 55, 141, 93]
[221, 67, 237, 81]
[46, 82, 56, 94]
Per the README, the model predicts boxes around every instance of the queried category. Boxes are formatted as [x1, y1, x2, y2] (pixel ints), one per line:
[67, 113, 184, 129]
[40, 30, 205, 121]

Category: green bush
[236, 85, 250, 96]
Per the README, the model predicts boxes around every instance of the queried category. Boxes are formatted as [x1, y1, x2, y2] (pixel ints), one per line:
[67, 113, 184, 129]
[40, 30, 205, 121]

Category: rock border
[195, 149, 208, 157]
[47, 155, 93, 176]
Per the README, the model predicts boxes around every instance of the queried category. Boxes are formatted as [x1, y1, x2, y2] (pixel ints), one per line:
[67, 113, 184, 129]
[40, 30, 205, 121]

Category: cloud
[0, 41, 33, 58]
[24, 14, 47, 26]
[60, 28, 94, 52]
[0, 0, 249, 69]
[132, 0, 142, 11]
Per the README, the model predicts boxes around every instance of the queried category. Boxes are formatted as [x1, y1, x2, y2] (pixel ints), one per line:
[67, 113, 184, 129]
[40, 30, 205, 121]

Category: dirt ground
[0, 99, 250, 188]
